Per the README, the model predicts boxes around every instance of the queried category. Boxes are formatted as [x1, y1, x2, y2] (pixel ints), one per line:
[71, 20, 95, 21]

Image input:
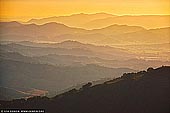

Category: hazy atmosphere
[0, 0, 170, 21]
[0, 0, 170, 113]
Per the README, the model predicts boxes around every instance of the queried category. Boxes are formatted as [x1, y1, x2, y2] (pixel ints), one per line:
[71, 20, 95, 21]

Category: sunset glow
[0, 0, 170, 21]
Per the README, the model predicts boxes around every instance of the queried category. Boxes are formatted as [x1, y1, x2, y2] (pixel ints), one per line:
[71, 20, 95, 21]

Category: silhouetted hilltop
[1, 66, 169, 113]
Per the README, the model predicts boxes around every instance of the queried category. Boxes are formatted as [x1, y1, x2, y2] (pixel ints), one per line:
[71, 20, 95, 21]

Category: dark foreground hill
[0, 66, 170, 113]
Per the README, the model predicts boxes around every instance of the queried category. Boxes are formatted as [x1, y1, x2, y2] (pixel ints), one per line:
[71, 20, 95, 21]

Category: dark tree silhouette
[0, 66, 170, 113]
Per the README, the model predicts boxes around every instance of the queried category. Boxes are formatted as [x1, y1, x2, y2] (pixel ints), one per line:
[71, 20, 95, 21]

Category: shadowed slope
[1, 66, 169, 113]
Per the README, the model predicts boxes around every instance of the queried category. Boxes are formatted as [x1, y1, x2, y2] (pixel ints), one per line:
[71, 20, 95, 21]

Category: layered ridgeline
[0, 21, 169, 45]
[26, 13, 170, 29]
[0, 41, 137, 100]
[1, 41, 169, 70]
[1, 66, 170, 113]
[0, 41, 169, 100]
[0, 59, 134, 100]
[27, 13, 116, 28]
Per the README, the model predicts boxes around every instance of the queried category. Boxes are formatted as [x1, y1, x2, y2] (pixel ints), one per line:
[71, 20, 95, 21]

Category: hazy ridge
[26, 13, 170, 29]
[0, 13, 169, 104]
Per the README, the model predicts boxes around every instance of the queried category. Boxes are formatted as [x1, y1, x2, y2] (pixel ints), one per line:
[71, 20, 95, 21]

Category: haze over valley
[0, 0, 170, 111]
[0, 12, 170, 100]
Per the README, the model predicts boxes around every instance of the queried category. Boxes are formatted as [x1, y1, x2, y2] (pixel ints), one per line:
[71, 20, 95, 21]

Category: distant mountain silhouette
[0, 13, 169, 113]
[27, 13, 116, 27]
[82, 15, 170, 29]
[90, 24, 145, 35]
[26, 14, 170, 29]
[0, 21, 169, 45]
[97, 27, 170, 44]
[0, 22, 87, 41]
[1, 66, 169, 113]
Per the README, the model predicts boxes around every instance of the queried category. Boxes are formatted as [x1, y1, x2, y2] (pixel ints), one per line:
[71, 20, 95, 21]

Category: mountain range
[1, 41, 169, 70]
[0, 13, 169, 103]
[0, 40, 135, 60]
[1, 40, 169, 100]
[0, 21, 169, 45]
[26, 13, 170, 29]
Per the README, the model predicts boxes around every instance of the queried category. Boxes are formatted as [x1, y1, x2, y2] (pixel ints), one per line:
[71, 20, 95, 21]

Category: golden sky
[0, 0, 170, 21]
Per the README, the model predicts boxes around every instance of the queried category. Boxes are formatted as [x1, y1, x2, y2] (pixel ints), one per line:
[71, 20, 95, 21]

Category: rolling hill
[82, 15, 170, 29]
[0, 58, 134, 100]
[27, 13, 116, 27]
[26, 13, 170, 30]
[1, 40, 169, 70]
[97, 27, 170, 45]
[1, 50, 169, 70]
[1, 66, 169, 113]
[1, 21, 169, 45]
[0, 41, 135, 60]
